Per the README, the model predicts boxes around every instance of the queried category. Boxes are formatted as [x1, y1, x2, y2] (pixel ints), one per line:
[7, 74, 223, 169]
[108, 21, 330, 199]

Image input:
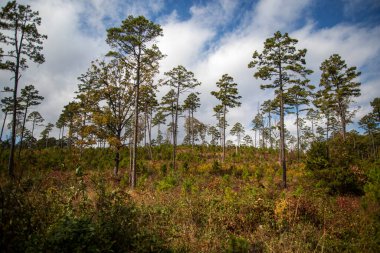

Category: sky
[1, 0, 380, 143]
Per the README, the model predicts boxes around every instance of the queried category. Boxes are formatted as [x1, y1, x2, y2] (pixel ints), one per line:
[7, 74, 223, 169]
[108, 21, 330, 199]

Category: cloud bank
[0, 0, 379, 142]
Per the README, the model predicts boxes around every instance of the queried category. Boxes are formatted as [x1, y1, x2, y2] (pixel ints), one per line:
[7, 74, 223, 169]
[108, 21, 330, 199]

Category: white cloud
[1, 0, 379, 142]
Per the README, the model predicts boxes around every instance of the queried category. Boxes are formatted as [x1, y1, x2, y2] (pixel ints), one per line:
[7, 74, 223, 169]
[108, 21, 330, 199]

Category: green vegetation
[1, 1, 379, 252]
[0, 141, 379, 252]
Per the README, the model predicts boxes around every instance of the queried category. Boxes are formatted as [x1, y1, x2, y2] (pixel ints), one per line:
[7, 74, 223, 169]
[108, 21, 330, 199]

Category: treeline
[0, 1, 379, 188]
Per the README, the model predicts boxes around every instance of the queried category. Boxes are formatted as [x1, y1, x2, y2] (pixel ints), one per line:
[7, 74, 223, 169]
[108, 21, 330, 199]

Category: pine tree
[211, 74, 241, 161]
[183, 92, 201, 148]
[230, 122, 245, 154]
[27, 111, 44, 140]
[106, 15, 164, 188]
[152, 110, 166, 146]
[286, 84, 314, 161]
[162, 65, 201, 169]
[208, 125, 221, 146]
[40, 123, 54, 148]
[319, 54, 361, 140]
[248, 31, 312, 188]
[18, 85, 44, 156]
[0, 1, 47, 178]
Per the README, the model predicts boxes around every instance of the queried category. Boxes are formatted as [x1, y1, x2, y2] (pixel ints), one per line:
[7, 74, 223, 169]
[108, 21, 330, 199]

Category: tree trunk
[8, 68, 19, 179]
[18, 106, 29, 158]
[269, 111, 272, 149]
[222, 105, 226, 162]
[191, 109, 194, 149]
[131, 51, 141, 189]
[61, 126, 65, 148]
[279, 66, 287, 188]
[147, 110, 153, 160]
[0, 111, 7, 141]
[114, 146, 120, 176]
[296, 105, 300, 162]
[173, 84, 180, 170]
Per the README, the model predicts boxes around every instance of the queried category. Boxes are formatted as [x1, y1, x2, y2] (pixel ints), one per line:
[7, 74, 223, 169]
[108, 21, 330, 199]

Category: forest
[0, 1, 379, 252]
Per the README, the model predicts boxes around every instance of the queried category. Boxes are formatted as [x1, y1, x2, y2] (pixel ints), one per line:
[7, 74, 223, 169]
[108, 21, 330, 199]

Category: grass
[0, 145, 379, 252]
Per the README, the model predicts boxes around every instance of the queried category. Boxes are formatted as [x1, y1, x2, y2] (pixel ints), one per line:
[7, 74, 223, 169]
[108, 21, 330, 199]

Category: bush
[306, 140, 364, 195]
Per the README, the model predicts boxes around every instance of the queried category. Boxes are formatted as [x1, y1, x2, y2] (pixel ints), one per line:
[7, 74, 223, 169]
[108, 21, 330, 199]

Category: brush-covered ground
[0, 143, 379, 252]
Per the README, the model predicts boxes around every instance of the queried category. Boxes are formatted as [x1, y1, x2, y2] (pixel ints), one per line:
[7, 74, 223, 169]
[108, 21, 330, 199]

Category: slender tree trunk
[279, 66, 287, 188]
[269, 111, 272, 149]
[114, 147, 120, 176]
[0, 111, 7, 141]
[31, 120, 35, 139]
[147, 110, 153, 160]
[187, 109, 191, 145]
[296, 105, 300, 162]
[144, 108, 147, 147]
[157, 123, 161, 145]
[341, 112, 346, 141]
[8, 68, 20, 179]
[326, 114, 330, 160]
[173, 84, 180, 170]
[58, 127, 61, 148]
[61, 126, 65, 148]
[18, 106, 29, 158]
[223, 105, 226, 162]
[191, 109, 194, 149]
[131, 50, 141, 189]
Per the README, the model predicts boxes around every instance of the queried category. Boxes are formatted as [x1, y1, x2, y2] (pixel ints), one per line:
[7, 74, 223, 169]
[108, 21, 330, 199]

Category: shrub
[306, 140, 364, 195]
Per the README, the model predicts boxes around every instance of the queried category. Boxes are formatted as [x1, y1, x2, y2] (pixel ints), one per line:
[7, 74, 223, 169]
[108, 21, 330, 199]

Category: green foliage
[364, 161, 380, 203]
[156, 174, 178, 191]
[306, 138, 365, 195]
[226, 235, 251, 253]
[0, 176, 168, 253]
[212, 160, 222, 173]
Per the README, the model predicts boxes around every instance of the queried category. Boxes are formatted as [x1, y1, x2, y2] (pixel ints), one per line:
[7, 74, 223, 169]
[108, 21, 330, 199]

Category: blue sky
[1, 0, 380, 142]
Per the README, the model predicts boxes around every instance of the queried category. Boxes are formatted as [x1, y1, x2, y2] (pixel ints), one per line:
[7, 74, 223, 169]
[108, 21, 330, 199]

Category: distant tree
[314, 87, 335, 141]
[248, 31, 312, 188]
[0, 0, 47, 178]
[183, 92, 201, 148]
[370, 97, 380, 122]
[213, 104, 225, 146]
[27, 111, 44, 139]
[230, 122, 245, 154]
[55, 112, 66, 148]
[160, 89, 177, 144]
[0, 95, 13, 141]
[359, 113, 378, 155]
[306, 108, 320, 138]
[184, 117, 207, 145]
[61, 101, 81, 149]
[243, 134, 253, 146]
[208, 125, 220, 146]
[359, 98, 380, 156]
[152, 110, 166, 145]
[261, 100, 278, 148]
[162, 65, 201, 169]
[40, 123, 54, 148]
[319, 54, 361, 140]
[106, 15, 164, 187]
[211, 74, 241, 161]
[140, 84, 159, 159]
[18, 85, 44, 156]
[252, 112, 264, 148]
[286, 84, 314, 161]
